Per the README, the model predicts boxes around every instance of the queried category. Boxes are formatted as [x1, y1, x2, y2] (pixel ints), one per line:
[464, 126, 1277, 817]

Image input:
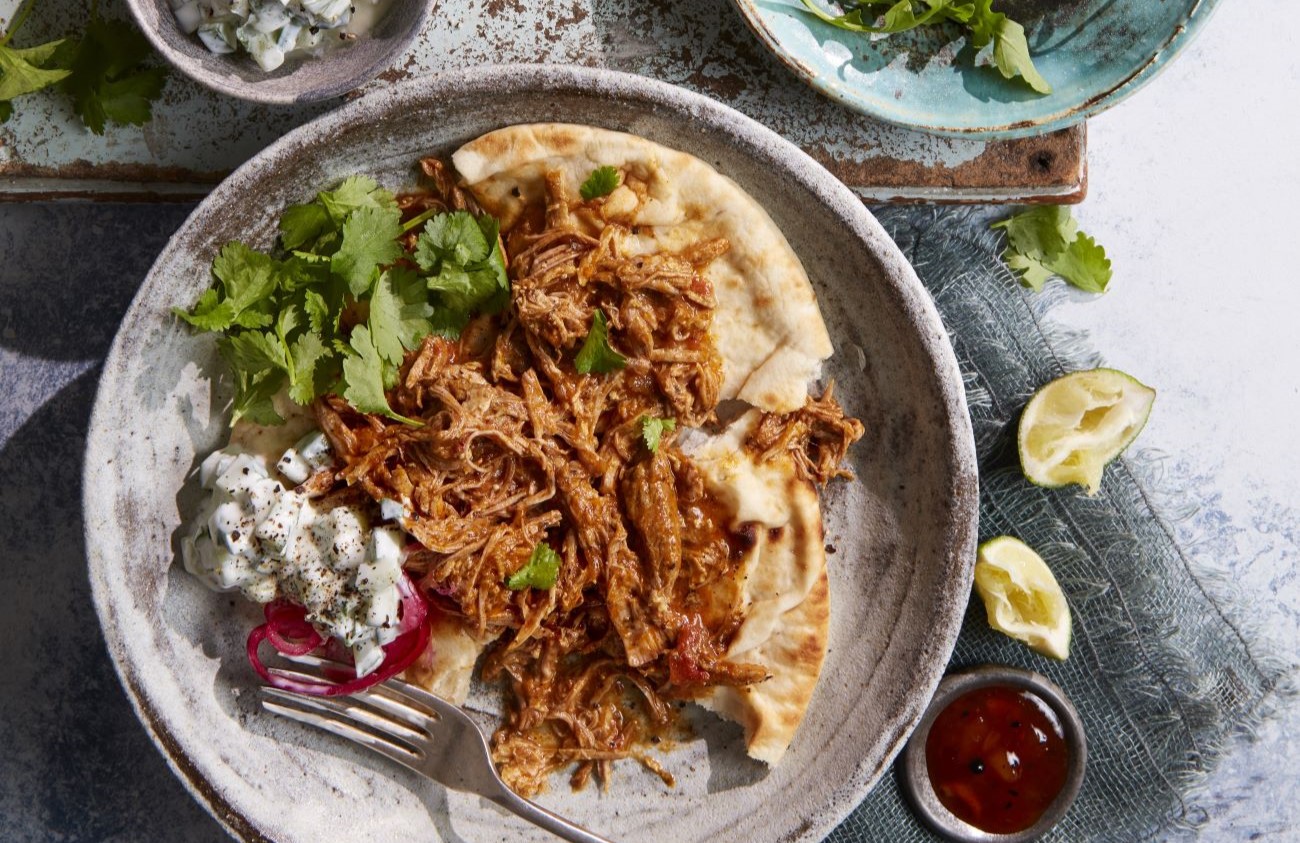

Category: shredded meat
[745, 382, 866, 484]
[312, 158, 863, 796]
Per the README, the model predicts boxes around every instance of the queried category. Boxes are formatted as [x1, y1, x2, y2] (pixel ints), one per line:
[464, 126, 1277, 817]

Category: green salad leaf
[993, 206, 1112, 293]
[506, 543, 562, 590]
[800, 0, 1051, 94]
[574, 309, 627, 374]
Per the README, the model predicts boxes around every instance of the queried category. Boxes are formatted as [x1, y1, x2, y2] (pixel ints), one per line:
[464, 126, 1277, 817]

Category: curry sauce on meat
[313, 157, 863, 795]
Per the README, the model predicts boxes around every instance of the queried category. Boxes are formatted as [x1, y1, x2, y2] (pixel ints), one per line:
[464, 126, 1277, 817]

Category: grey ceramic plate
[127, 0, 435, 104]
[84, 65, 978, 843]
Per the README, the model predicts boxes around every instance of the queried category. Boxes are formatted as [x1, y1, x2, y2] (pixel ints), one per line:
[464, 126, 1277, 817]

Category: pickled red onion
[247, 572, 430, 696]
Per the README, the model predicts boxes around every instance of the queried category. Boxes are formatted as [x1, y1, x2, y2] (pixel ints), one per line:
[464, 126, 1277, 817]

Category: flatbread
[685, 410, 829, 764]
[409, 126, 834, 766]
[452, 123, 834, 414]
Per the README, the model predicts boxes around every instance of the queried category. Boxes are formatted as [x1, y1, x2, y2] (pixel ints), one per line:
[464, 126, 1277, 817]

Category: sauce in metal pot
[925, 685, 1070, 834]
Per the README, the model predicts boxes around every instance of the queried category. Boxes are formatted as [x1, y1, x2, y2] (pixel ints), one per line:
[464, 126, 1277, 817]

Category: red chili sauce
[924, 685, 1070, 834]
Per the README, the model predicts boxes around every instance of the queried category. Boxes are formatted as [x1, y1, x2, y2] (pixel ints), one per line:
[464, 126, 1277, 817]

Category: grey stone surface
[0, 202, 226, 843]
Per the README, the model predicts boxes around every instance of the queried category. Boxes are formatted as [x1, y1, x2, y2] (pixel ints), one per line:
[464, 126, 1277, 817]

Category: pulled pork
[314, 159, 862, 795]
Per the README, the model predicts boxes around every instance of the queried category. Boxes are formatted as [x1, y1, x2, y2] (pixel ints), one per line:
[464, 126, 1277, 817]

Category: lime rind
[1017, 367, 1156, 495]
[974, 536, 1071, 660]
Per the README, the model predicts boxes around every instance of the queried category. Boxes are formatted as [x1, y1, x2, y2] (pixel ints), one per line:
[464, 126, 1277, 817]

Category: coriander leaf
[0, 101, 11, 122]
[641, 416, 677, 453]
[1045, 232, 1111, 293]
[218, 337, 286, 426]
[279, 202, 333, 251]
[302, 288, 330, 334]
[475, 215, 510, 294]
[1005, 252, 1054, 292]
[0, 41, 72, 100]
[574, 309, 627, 374]
[506, 543, 562, 590]
[579, 166, 620, 201]
[369, 268, 435, 367]
[287, 332, 330, 405]
[58, 19, 167, 135]
[331, 205, 404, 296]
[340, 325, 421, 425]
[991, 205, 1075, 259]
[994, 206, 1112, 294]
[318, 175, 397, 225]
[224, 330, 287, 374]
[416, 211, 489, 270]
[231, 370, 286, 427]
[174, 242, 280, 332]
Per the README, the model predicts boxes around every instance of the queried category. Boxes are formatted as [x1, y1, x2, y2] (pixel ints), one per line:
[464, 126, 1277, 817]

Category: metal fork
[261, 654, 615, 843]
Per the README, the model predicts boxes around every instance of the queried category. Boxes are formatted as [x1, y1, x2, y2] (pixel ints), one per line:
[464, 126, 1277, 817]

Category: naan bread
[685, 410, 829, 764]
[452, 123, 834, 414]
[412, 125, 834, 766]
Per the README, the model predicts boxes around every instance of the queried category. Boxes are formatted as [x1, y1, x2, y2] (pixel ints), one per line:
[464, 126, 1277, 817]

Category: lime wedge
[974, 537, 1071, 660]
[1018, 367, 1155, 495]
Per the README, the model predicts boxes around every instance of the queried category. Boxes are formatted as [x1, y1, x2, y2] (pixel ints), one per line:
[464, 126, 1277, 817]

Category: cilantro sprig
[992, 206, 1112, 293]
[799, 0, 1050, 95]
[0, 3, 167, 133]
[506, 543, 562, 590]
[580, 166, 621, 201]
[640, 416, 676, 454]
[174, 175, 510, 427]
[574, 309, 627, 374]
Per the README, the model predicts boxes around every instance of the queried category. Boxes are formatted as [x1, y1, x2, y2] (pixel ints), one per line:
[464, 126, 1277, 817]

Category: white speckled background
[1, 1, 1297, 840]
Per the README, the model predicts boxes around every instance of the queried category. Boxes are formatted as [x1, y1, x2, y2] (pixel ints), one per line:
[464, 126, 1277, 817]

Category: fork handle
[491, 789, 617, 843]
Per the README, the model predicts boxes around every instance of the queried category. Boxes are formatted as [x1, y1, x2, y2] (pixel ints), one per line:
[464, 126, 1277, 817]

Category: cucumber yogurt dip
[172, 0, 393, 72]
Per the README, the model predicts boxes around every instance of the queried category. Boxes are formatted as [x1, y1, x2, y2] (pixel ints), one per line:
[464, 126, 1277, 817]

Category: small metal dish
[899, 665, 1087, 843]
[126, 0, 435, 105]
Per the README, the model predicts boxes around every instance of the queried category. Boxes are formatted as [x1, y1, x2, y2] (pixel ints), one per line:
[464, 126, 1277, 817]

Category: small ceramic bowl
[899, 665, 1087, 842]
[126, 0, 435, 105]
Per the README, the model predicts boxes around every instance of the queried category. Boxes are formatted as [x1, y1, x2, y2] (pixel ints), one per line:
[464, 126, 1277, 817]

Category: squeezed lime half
[974, 536, 1072, 660]
[1018, 367, 1156, 495]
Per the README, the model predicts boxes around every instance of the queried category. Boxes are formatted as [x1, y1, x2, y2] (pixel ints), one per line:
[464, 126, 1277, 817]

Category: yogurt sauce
[171, 0, 396, 72]
[182, 429, 409, 677]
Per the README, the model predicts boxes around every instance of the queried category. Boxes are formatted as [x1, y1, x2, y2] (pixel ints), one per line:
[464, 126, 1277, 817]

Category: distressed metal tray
[0, 0, 1085, 203]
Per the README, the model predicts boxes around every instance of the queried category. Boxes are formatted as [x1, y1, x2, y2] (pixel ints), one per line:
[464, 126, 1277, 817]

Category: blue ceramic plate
[733, 0, 1223, 138]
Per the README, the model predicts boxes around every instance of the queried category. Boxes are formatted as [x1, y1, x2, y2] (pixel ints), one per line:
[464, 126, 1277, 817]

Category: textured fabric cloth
[825, 208, 1286, 843]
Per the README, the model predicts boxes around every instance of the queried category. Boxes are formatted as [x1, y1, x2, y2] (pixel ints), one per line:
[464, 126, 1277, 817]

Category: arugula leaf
[993, 206, 1112, 294]
[580, 166, 621, 201]
[57, 19, 167, 135]
[340, 325, 421, 425]
[574, 309, 627, 374]
[506, 543, 562, 590]
[331, 205, 404, 296]
[970, 0, 1051, 94]
[641, 416, 677, 453]
[800, 0, 1049, 94]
